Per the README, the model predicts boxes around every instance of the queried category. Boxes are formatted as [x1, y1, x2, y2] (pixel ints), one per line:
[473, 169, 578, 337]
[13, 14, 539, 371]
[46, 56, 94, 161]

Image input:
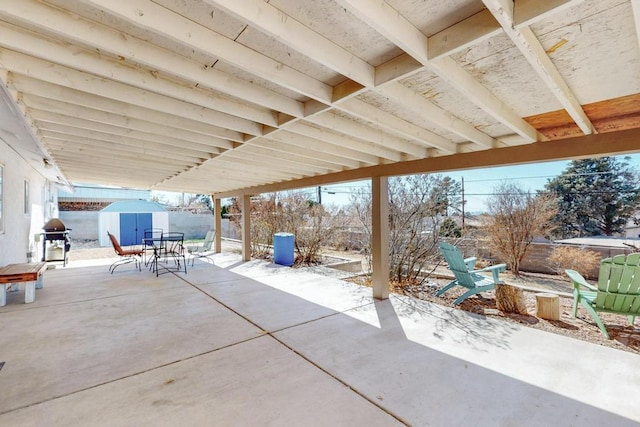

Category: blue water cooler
[273, 232, 295, 266]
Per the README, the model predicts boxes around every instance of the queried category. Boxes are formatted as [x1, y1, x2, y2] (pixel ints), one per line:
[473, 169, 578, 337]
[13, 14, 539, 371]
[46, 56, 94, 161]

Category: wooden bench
[0, 262, 47, 306]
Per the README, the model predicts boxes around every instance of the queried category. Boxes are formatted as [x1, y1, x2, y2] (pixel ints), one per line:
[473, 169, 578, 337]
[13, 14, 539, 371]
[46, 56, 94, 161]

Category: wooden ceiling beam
[39, 127, 212, 160]
[221, 151, 330, 176]
[305, 113, 427, 159]
[632, 0, 640, 56]
[239, 144, 345, 172]
[15, 81, 243, 142]
[259, 133, 366, 168]
[336, 0, 540, 143]
[336, 98, 457, 154]
[377, 83, 498, 149]
[1, 51, 261, 136]
[287, 122, 400, 162]
[214, 127, 640, 198]
[30, 111, 223, 155]
[23, 95, 233, 151]
[42, 137, 206, 165]
[206, 0, 375, 88]
[482, 0, 594, 135]
[0, 0, 304, 118]
[0, 21, 277, 127]
[84, 0, 333, 104]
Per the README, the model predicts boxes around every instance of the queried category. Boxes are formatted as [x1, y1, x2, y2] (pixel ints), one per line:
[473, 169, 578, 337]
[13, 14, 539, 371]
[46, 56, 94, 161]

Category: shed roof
[556, 237, 640, 249]
[101, 200, 167, 213]
[0, 0, 639, 195]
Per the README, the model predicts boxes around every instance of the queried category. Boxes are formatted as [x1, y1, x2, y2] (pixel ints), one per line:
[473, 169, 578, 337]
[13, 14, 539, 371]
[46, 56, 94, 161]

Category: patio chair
[143, 228, 163, 267]
[107, 232, 143, 274]
[437, 241, 506, 305]
[566, 253, 640, 339]
[187, 230, 216, 266]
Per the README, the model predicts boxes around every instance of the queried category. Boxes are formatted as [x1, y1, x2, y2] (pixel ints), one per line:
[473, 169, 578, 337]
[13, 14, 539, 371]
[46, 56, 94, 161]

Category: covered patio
[0, 257, 638, 425]
[1, 1, 640, 424]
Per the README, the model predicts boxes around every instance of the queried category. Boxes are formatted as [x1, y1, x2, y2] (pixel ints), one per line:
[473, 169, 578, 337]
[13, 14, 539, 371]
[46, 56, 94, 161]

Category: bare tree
[484, 182, 557, 277]
[229, 192, 345, 264]
[351, 174, 462, 286]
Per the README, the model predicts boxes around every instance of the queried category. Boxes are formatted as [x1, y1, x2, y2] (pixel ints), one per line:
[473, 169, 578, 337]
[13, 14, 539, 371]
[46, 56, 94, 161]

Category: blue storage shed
[98, 200, 169, 247]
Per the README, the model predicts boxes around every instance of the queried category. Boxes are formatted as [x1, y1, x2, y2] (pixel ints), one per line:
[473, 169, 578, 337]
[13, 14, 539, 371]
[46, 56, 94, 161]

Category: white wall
[98, 212, 120, 246]
[0, 138, 51, 265]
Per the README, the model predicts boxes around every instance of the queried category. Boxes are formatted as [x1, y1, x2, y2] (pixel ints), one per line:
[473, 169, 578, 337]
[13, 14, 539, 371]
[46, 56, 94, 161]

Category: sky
[154, 153, 640, 214]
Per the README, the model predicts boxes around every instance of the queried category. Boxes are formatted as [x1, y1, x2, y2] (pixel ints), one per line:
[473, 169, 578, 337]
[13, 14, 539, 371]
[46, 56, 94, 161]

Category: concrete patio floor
[0, 253, 638, 426]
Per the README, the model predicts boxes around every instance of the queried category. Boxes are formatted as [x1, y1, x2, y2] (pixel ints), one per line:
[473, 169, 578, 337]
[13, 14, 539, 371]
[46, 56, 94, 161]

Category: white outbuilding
[98, 200, 169, 247]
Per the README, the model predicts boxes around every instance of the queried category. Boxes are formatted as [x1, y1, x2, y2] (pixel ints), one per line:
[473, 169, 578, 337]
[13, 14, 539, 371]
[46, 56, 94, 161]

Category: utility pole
[461, 177, 465, 233]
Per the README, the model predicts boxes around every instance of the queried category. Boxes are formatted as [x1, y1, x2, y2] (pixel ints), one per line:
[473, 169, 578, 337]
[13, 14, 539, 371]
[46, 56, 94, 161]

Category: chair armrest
[463, 257, 477, 270]
[474, 263, 506, 283]
[565, 269, 597, 291]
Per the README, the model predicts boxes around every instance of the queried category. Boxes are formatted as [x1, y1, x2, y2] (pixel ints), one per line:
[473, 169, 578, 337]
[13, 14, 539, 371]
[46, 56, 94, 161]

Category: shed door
[119, 213, 152, 246]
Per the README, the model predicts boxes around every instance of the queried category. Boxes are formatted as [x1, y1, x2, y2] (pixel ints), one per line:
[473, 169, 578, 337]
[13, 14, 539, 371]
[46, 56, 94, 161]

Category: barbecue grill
[41, 218, 71, 266]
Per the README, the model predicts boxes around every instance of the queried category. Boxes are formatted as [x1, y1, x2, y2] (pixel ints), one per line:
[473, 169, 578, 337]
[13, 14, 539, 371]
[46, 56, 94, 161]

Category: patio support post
[371, 175, 390, 300]
[214, 196, 221, 253]
[241, 194, 251, 262]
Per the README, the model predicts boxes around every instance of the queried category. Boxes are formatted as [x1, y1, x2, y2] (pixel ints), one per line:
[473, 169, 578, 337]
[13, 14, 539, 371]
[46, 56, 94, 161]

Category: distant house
[624, 216, 640, 239]
[58, 185, 152, 211]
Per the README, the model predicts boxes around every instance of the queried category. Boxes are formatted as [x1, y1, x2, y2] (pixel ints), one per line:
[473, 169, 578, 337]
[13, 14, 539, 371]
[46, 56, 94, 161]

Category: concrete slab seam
[0, 334, 266, 416]
[172, 271, 410, 426]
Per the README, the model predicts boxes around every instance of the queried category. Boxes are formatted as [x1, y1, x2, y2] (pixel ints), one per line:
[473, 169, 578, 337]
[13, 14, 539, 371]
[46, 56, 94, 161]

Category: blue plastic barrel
[273, 232, 295, 266]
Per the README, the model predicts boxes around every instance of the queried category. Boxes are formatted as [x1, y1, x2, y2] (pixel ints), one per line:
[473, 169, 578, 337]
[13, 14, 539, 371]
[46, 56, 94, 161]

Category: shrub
[547, 246, 600, 278]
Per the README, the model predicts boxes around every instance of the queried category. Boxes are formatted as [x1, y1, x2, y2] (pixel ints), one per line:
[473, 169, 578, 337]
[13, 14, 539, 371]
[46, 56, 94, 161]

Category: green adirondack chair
[437, 241, 507, 305]
[566, 253, 640, 339]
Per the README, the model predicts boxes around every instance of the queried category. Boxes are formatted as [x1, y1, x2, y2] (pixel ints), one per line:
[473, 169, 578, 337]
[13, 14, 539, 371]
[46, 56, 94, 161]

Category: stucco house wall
[0, 138, 54, 265]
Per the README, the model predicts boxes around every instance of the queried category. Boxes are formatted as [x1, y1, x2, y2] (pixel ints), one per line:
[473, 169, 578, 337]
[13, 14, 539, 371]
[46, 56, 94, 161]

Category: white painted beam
[206, 0, 375, 88]
[212, 154, 318, 178]
[336, 0, 540, 143]
[40, 129, 210, 161]
[233, 145, 337, 174]
[482, 0, 594, 135]
[431, 56, 541, 142]
[287, 121, 401, 162]
[428, 10, 503, 61]
[0, 0, 304, 117]
[378, 83, 498, 149]
[43, 137, 206, 165]
[223, 150, 328, 176]
[15, 80, 243, 142]
[514, 0, 584, 28]
[266, 129, 379, 165]
[0, 24, 277, 127]
[632, 0, 640, 59]
[84, 0, 334, 104]
[254, 137, 362, 169]
[306, 112, 428, 159]
[337, 98, 458, 154]
[1, 51, 262, 136]
[23, 94, 234, 151]
[30, 110, 223, 155]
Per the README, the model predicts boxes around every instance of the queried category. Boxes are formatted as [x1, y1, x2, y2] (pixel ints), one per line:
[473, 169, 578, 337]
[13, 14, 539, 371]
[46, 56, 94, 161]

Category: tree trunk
[495, 283, 528, 315]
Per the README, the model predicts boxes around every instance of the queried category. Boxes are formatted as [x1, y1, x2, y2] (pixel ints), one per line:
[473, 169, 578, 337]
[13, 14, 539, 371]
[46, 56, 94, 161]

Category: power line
[463, 170, 623, 183]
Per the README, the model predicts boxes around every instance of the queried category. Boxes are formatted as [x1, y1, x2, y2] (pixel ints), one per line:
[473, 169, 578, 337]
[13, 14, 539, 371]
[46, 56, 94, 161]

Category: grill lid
[43, 218, 67, 232]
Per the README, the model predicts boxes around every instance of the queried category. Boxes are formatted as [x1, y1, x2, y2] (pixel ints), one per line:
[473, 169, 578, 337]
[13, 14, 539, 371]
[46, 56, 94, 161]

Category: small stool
[535, 293, 560, 320]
